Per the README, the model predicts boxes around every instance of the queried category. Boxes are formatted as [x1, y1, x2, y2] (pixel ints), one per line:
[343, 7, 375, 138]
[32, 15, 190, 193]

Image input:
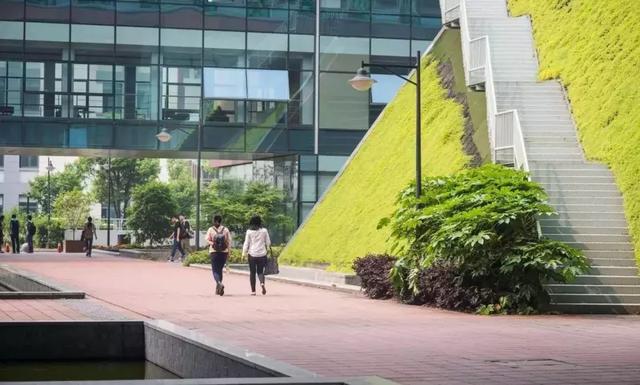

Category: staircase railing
[453, 0, 530, 172]
[440, 0, 461, 25]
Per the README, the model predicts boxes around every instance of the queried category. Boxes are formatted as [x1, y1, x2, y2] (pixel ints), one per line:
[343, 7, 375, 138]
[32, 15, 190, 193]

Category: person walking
[82, 217, 97, 257]
[168, 215, 186, 262]
[179, 214, 193, 257]
[0, 215, 5, 253]
[206, 215, 231, 296]
[9, 214, 20, 254]
[242, 215, 271, 296]
[25, 215, 36, 253]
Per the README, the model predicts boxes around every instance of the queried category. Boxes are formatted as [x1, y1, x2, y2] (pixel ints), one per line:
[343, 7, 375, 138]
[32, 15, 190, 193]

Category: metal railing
[441, 0, 461, 25]
[451, 0, 530, 172]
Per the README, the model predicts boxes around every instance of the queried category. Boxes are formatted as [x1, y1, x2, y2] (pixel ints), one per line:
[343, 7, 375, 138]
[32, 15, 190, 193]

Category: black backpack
[212, 227, 228, 251]
[27, 222, 36, 235]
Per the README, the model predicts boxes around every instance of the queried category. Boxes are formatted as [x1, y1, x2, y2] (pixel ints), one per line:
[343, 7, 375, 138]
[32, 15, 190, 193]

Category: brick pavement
[2, 252, 640, 385]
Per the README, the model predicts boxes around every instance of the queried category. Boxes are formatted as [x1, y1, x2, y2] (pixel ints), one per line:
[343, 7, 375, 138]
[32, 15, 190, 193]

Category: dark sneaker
[251, 292, 256, 296]
[261, 284, 266, 295]
[215, 283, 221, 295]
[219, 284, 225, 296]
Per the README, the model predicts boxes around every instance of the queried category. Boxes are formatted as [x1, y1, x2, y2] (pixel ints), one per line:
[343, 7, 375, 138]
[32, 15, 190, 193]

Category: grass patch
[509, 0, 640, 266]
[280, 32, 485, 272]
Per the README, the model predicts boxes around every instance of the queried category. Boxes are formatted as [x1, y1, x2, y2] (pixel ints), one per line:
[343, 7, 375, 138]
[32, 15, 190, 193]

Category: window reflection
[162, 67, 201, 122]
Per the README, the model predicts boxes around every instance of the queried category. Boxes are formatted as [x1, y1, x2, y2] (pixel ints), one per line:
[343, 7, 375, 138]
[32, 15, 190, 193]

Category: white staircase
[441, 0, 640, 313]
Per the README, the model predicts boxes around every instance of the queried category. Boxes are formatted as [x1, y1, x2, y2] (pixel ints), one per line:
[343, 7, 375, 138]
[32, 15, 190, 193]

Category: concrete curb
[189, 264, 362, 295]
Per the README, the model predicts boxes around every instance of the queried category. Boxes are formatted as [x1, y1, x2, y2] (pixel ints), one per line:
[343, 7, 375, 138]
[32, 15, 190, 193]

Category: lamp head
[156, 128, 172, 143]
[349, 67, 376, 91]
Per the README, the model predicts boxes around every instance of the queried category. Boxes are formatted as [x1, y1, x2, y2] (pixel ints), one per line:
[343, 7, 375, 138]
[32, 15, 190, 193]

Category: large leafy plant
[380, 165, 588, 313]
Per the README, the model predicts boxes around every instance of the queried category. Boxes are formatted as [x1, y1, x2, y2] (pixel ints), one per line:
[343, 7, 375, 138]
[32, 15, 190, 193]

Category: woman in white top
[242, 215, 271, 295]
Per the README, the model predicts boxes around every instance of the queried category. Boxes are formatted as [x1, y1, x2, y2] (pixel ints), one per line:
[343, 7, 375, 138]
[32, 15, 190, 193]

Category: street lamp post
[349, 50, 423, 198]
[106, 156, 111, 247]
[46, 158, 55, 248]
[156, 111, 203, 251]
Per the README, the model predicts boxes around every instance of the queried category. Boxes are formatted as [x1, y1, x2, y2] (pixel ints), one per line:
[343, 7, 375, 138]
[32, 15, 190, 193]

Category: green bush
[34, 216, 65, 248]
[126, 181, 177, 246]
[380, 165, 589, 314]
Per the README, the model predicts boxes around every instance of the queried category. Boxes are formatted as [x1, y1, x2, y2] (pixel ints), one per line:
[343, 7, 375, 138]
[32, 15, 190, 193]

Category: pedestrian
[168, 215, 185, 262]
[0, 215, 4, 253]
[179, 214, 194, 257]
[82, 217, 97, 257]
[242, 215, 271, 296]
[206, 215, 231, 296]
[10, 214, 20, 254]
[25, 215, 36, 253]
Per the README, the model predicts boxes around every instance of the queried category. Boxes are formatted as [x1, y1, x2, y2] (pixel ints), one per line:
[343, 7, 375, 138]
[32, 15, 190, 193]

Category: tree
[53, 190, 92, 240]
[85, 158, 160, 220]
[127, 181, 177, 246]
[28, 161, 86, 210]
[167, 160, 196, 218]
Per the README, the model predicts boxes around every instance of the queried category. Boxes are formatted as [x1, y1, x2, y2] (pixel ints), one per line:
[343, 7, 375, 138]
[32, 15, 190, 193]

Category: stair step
[588, 266, 639, 276]
[545, 204, 625, 214]
[588, 258, 638, 268]
[550, 293, 640, 304]
[563, 241, 634, 251]
[548, 212, 626, 222]
[548, 234, 631, 243]
[548, 303, 640, 314]
[531, 169, 613, 178]
[573, 275, 640, 285]
[541, 225, 628, 235]
[581, 250, 636, 259]
[546, 284, 640, 295]
[534, 175, 616, 184]
[541, 183, 620, 192]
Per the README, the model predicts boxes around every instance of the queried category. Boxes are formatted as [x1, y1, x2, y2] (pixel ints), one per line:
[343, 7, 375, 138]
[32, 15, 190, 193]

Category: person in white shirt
[206, 215, 232, 296]
[242, 215, 271, 296]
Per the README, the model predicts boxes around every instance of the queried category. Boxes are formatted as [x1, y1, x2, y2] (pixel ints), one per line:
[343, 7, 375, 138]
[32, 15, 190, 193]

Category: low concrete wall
[0, 321, 145, 361]
[230, 264, 361, 286]
[119, 249, 171, 261]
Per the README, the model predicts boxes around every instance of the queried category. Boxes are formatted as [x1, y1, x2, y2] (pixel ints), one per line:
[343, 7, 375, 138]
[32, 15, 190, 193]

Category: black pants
[210, 252, 228, 284]
[85, 238, 93, 256]
[11, 235, 19, 253]
[249, 256, 267, 292]
[26, 234, 34, 253]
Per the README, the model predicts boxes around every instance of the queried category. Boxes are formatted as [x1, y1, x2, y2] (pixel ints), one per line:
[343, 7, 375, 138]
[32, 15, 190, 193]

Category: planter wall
[65, 240, 85, 253]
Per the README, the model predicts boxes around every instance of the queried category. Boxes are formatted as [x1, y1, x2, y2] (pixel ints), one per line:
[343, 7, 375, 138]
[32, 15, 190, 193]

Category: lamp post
[156, 117, 203, 251]
[349, 50, 423, 198]
[106, 156, 111, 247]
[46, 158, 55, 248]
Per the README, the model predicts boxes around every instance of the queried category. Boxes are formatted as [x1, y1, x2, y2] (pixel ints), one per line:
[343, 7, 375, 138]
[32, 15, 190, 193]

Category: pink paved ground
[2, 252, 640, 385]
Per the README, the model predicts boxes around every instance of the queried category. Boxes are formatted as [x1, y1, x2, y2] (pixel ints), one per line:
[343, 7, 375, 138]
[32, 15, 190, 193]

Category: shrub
[381, 165, 589, 314]
[182, 246, 284, 267]
[34, 217, 65, 248]
[126, 181, 177, 246]
[352, 254, 397, 299]
[352, 254, 396, 299]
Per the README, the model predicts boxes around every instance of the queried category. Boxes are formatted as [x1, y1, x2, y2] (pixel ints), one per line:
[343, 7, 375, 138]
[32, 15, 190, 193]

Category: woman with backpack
[206, 215, 231, 296]
[242, 215, 271, 296]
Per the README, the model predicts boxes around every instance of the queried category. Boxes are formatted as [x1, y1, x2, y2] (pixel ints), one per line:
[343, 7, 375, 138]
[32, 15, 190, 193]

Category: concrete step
[588, 266, 639, 276]
[541, 225, 628, 235]
[544, 189, 622, 198]
[563, 241, 634, 252]
[588, 258, 638, 267]
[548, 303, 640, 314]
[526, 142, 580, 149]
[545, 204, 625, 214]
[581, 250, 636, 259]
[531, 168, 613, 178]
[573, 275, 640, 285]
[540, 217, 629, 229]
[548, 211, 626, 221]
[550, 293, 640, 304]
[529, 155, 584, 162]
[534, 175, 616, 184]
[541, 183, 620, 192]
[546, 284, 640, 295]
[548, 234, 631, 244]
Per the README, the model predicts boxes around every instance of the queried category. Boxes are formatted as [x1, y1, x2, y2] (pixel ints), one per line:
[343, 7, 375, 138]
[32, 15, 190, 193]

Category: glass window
[203, 68, 246, 99]
[373, 0, 411, 14]
[19, 194, 39, 213]
[319, 129, 365, 154]
[289, 10, 315, 35]
[320, 0, 368, 11]
[72, 0, 115, 25]
[247, 8, 288, 33]
[320, 11, 369, 37]
[0, 61, 24, 116]
[72, 24, 115, 45]
[161, 2, 202, 29]
[299, 155, 317, 171]
[26, 0, 70, 22]
[320, 36, 369, 72]
[289, 35, 314, 70]
[26, 22, 69, 42]
[0, 156, 3, 168]
[247, 0, 288, 8]
[372, 14, 411, 39]
[319, 72, 369, 130]
[71, 63, 119, 119]
[247, 100, 287, 128]
[0, 0, 25, 21]
[318, 155, 347, 172]
[291, 0, 315, 10]
[247, 32, 287, 69]
[318, 173, 336, 197]
[162, 67, 201, 122]
[412, 16, 440, 40]
[0, 194, 3, 214]
[204, 99, 245, 123]
[300, 173, 316, 201]
[204, 31, 246, 68]
[288, 70, 313, 128]
[371, 74, 405, 104]
[19, 156, 39, 168]
[117, 1, 160, 27]
[371, 38, 411, 58]
[204, 5, 246, 31]
[413, 0, 440, 17]
[161, 28, 202, 67]
[247, 69, 289, 101]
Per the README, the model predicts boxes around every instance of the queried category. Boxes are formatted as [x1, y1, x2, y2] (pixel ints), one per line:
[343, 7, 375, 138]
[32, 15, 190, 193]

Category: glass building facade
[0, 0, 441, 223]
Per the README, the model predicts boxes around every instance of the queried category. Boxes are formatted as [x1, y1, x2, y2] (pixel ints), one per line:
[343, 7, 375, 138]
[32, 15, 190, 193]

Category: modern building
[0, 0, 441, 224]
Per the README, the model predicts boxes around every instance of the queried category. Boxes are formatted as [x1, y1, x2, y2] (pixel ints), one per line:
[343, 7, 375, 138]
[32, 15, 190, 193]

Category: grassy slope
[280, 33, 472, 272]
[509, 0, 640, 265]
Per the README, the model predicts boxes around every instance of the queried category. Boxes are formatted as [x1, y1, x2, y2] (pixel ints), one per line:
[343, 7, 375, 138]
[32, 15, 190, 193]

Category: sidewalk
[2, 252, 640, 385]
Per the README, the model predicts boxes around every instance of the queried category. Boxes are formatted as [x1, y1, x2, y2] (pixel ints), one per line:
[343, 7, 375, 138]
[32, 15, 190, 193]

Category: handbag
[264, 246, 279, 275]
